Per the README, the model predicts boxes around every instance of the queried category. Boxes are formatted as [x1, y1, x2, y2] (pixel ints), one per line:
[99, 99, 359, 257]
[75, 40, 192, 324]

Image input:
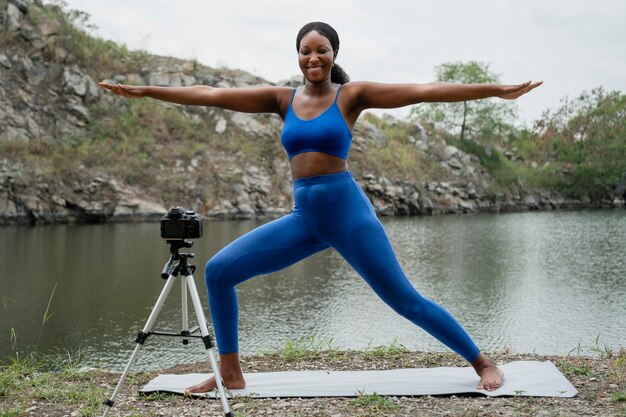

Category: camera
[160, 206, 203, 239]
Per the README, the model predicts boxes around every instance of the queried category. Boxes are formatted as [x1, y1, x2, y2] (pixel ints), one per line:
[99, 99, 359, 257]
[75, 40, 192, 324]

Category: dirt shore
[2, 350, 625, 417]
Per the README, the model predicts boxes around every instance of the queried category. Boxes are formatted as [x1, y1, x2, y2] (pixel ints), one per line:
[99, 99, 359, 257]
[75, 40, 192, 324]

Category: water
[1, 210, 624, 370]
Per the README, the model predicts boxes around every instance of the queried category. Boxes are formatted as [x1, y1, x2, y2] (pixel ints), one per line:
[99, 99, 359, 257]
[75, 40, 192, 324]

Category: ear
[333, 50, 338, 61]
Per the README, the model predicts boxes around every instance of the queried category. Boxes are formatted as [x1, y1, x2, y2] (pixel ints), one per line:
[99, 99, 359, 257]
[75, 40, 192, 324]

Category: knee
[204, 255, 229, 292]
[392, 293, 431, 322]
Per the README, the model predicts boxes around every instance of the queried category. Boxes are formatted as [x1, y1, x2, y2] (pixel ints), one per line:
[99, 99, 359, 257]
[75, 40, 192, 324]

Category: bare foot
[185, 373, 246, 393]
[185, 352, 246, 394]
[471, 353, 504, 391]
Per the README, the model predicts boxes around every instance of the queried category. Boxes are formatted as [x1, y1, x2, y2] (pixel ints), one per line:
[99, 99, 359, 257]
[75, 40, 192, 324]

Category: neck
[303, 79, 334, 96]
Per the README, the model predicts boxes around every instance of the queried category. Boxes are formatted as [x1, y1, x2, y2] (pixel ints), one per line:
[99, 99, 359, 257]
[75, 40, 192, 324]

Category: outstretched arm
[349, 80, 543, 110]
[98, 83, 291, 114]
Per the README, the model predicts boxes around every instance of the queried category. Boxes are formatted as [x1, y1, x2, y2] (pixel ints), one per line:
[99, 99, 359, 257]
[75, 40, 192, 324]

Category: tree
[531, 87, 626, 197]
[411, 61, 519, 143]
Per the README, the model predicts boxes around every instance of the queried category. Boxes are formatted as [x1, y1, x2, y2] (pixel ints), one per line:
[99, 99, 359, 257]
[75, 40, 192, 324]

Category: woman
[100, 21, 541, 394]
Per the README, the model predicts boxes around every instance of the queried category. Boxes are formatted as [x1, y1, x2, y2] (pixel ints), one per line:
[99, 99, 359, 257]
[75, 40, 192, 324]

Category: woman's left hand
[498, 80, 543, 100]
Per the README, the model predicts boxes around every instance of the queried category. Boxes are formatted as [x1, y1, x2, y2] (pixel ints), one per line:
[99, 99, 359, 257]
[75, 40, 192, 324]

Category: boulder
[6, 3, 23, 32]
[9, 0, 31, 13]
[0, 54, 11, 69]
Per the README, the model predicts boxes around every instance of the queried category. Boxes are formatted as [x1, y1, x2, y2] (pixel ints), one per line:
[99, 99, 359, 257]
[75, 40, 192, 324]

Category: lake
[1, 210, 624, 371]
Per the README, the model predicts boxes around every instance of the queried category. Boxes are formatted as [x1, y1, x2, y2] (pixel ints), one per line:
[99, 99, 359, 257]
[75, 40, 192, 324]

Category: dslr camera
[160, 206, 203, 239]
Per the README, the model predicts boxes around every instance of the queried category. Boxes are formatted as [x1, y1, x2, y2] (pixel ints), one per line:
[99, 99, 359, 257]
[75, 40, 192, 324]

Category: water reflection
[0, 210, 624, 370]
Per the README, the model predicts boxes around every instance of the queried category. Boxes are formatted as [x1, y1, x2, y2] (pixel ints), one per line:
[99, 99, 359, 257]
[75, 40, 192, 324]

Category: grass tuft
[363, 337, 409, 359]
[613, 391, 626, 402]
[557, 360, 597, 378]
[281, 335, 336, 361]
[349, 391, 404, 413]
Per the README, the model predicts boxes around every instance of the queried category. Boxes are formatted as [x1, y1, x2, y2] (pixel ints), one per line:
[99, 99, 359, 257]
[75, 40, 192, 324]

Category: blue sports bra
[280, 86, 352, 160]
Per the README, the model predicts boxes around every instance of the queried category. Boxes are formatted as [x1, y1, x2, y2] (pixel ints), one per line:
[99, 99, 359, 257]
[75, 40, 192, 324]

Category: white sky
[58, 0, 626, 126]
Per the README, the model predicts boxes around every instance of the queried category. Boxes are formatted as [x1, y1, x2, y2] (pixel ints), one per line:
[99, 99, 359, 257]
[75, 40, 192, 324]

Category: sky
[57, 0, 626, 126]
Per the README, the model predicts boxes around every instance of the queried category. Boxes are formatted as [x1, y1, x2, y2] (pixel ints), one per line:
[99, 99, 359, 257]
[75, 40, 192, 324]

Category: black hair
[296, 22, 350, 85]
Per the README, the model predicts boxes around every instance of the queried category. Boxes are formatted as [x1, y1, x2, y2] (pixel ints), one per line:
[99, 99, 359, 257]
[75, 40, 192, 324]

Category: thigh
[318, 182, 418, 305]
[206, 213, 329, 287]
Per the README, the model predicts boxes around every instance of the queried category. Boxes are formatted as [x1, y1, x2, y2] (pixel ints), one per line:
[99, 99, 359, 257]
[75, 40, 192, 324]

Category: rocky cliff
[1, 0, 623, 225]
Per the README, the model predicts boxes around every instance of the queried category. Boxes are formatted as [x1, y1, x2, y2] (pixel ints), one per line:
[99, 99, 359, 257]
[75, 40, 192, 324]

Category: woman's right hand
[98, 82, 144, 98]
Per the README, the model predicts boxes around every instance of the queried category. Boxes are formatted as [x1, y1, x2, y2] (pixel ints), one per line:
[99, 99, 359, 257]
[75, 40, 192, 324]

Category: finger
[116, 84, 129, 97]
[98, 82, 121, 95]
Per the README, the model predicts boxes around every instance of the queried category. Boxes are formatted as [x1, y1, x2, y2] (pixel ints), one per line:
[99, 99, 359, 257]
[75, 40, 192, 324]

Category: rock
[0, 54, 11, 69]
[364, 182, 381, 194]
[113, 198, 167, 218]
[7, 3, 23, 32]
[4, 125, 30, 141]
[25, 115, 39, 137]
[148, 72, 171, 86]
[359, 120, 387, 146]
[523, 195, 538, 209]
[373, 200, 394, 216]
[415, 139, 428, 151]
[237, 203, 255, 218]
[420, 197, 434, 215]
[38, 14, 61, 37]
[231, 112, 266, 135]
[459, 201, 476, 212]
[447, 157, 463, 170]
[62, 66, 98, 101]
[63, 66, 87, 96]
[10, 0, 31, 13]
[277, 75, 302, 87]
[363, 172, 376, 181]
[384, 185, 404, 198]
[180, 73, 196, 86]
[24, 60, 46, 85]
[67, 100, 89, 124]
[442, 145, 459, 160]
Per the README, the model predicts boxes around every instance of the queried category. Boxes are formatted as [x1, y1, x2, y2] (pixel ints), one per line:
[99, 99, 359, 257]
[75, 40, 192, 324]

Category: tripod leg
[185, 274, 232, 417]
[181, 277, 189, 344]
[101, 274, 179, 417]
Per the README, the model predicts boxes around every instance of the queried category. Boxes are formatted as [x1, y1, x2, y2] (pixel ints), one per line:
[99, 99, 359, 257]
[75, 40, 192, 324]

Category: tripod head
[161, 239, 196, 279]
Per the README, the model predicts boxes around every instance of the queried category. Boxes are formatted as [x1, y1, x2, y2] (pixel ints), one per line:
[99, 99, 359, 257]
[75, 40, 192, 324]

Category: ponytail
[331, 63, 350, 85]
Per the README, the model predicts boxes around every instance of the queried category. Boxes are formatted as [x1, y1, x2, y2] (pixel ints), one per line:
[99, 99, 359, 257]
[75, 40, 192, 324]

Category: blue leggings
[205, 171, 480, 362]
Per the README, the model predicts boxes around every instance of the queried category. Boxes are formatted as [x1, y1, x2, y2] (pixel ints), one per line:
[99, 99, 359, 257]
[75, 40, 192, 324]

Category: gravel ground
[3, 349, 625, 417]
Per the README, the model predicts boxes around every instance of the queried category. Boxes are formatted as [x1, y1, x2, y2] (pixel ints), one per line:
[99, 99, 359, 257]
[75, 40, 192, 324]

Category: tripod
[101, 239, 232, 417]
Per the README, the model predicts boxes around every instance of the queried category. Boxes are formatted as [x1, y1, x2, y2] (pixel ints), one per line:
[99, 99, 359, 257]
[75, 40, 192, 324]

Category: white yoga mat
[140, 360, 577, 398]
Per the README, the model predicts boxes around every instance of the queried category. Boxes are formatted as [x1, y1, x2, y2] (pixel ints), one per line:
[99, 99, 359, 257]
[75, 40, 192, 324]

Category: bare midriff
[290, 152, 349, 179]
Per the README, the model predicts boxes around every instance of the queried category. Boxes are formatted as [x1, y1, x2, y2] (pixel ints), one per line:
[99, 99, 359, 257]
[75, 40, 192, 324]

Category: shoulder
[274, 86, 297, 115]
[337, 81, 383, 112]
[338, 81, 385, 101]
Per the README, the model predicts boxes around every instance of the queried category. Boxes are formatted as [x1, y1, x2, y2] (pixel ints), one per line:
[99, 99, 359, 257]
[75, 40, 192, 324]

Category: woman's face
[298, 30, 336, 84]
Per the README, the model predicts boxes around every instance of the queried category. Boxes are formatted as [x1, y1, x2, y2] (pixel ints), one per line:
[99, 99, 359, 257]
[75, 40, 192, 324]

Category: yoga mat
[140, 361, 577, 398]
